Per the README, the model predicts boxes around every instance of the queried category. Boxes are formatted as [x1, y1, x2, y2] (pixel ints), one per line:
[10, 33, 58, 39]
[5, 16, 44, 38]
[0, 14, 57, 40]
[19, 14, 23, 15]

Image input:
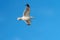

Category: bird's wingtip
[27, 24, 31, 26]
[26, 4, 30, 7]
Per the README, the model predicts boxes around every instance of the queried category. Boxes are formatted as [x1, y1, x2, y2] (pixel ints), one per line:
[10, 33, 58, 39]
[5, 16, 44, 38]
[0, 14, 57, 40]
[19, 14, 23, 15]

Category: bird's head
[17, 17, 22, 20]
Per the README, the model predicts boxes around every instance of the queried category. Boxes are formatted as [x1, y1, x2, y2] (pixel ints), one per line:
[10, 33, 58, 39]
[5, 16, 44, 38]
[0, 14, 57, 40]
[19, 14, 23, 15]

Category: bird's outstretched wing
[23, 4, 30, 16]
[25, 19, 31, 25]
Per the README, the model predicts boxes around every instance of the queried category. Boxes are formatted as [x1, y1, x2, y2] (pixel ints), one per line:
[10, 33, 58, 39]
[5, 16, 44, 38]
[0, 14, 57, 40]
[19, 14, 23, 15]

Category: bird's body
[21, 16, 30, 20]
[17, 16, 30, 20]
[17, 4, 33, 25]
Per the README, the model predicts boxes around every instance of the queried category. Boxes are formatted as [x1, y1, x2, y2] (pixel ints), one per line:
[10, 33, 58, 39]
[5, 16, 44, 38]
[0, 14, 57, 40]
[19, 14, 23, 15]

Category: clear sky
[0, 0, 60, 40]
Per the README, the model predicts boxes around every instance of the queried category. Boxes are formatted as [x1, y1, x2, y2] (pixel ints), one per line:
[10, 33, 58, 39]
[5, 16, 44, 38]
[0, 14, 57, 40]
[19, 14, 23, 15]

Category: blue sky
[0, 0, 60, 40]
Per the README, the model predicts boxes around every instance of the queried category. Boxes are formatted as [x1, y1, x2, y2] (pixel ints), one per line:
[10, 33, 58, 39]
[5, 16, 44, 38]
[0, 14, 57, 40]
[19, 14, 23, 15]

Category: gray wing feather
[23, 4, 30, 16]
[25, 19, 31, 25]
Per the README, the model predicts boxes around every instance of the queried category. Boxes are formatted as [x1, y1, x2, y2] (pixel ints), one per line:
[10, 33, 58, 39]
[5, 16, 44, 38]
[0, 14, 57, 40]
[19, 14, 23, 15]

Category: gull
[17, 4, 33, 25]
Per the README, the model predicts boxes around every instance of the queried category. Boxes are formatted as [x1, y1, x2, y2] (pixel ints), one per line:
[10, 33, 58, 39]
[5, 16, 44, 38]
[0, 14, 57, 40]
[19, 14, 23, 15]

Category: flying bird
[17, 4, 33, 25]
